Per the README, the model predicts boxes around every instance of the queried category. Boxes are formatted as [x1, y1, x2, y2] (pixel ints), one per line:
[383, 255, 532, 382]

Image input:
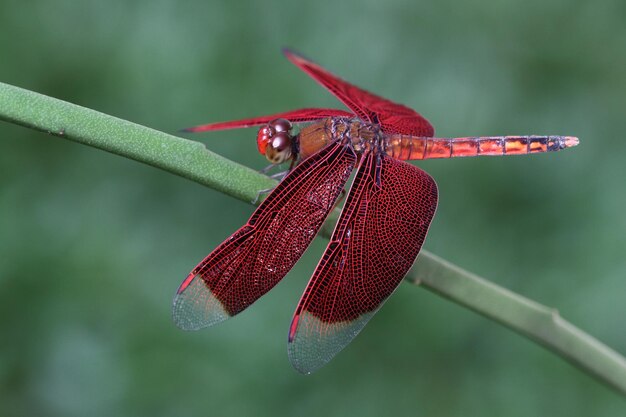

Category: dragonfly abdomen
[384, 135, 579, 160]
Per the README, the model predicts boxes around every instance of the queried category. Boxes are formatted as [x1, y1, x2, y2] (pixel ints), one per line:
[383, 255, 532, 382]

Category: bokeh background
[1, 0, 625, 416]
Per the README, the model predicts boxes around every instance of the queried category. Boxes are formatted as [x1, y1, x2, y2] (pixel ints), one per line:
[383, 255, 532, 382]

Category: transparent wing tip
[172, 273, 231, 330]
[287, 311, 374, 374]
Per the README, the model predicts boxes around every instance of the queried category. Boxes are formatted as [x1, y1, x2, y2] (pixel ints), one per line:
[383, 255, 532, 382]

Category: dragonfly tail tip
[564, 136, 579, 148]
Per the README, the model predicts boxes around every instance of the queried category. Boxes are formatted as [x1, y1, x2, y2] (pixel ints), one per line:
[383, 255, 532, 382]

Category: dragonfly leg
[252, 187, 274, 205]
[259, 157, 295, 175]
[269, 171, 289, 181]
[253, 159, 299, 205]
[259, 163, 275, 174]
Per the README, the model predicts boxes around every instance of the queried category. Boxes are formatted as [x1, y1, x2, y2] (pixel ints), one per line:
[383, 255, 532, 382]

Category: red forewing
[183, 108, 353, 132]
[173, 141, 356, 330]
[287, 151, 438, 373]
[283, 49, 435, 137]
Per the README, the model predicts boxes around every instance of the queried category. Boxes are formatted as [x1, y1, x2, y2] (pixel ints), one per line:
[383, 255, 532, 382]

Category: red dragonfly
[173, 49, 578, 373]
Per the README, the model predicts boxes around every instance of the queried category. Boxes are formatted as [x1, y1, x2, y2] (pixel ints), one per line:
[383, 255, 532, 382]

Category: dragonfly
[173, 49, 578, 374]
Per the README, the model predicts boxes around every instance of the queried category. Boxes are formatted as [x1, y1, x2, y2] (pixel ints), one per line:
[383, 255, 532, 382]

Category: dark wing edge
[282, 49, 434, 137]
[183, 108, 354, 132]
[287, 152, 438, 373]
[173, 141, 356, 330]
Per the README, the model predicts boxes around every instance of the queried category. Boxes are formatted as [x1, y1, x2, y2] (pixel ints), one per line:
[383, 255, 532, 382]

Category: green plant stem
[411, 252, 626, 395]
[1, 81, 625, 395]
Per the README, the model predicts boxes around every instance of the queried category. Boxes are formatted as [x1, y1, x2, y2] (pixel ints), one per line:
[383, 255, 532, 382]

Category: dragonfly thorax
[296, 117, 382, 160]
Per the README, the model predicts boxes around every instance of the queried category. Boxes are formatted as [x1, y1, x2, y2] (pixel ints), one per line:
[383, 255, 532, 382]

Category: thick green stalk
[1, 81, 625, 395]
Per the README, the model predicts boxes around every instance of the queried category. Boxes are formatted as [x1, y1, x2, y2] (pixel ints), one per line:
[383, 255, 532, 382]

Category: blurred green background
[1, 0, 625, 416]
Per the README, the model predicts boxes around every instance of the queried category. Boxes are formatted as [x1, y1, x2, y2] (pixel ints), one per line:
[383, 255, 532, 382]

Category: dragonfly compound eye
[270, 118, 293, 134]
[256, 125, 275, 155]
[265, 131, 293, 164]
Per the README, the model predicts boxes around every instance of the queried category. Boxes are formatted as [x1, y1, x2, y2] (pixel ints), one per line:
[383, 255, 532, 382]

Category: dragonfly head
[257, 118, 295, 165]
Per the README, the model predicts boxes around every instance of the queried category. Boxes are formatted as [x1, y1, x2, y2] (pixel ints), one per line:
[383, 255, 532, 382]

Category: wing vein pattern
[185, 108, 353, 132]
[283, 49, 435, 137]
[173, 140, 357, 330]
[288, 151, 438, 373]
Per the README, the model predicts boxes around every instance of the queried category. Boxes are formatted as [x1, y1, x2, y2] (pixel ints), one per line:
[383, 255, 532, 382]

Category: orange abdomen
[384, 135, 579, 160]
[297, 119, 579, 161]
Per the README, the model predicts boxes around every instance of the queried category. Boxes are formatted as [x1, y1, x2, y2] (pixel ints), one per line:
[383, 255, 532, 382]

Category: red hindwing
[288, 151, 438, 373]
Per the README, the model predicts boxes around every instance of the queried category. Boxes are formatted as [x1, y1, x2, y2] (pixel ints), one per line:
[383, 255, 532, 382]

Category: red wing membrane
[283, 49, 435, 137]
[288, 151, 438, 373]
[184, 108, 353, 132]
[173, 141, 356, 330]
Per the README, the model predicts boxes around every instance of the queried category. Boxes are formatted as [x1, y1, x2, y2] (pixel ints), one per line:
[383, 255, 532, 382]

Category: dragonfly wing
[283, 49, 434, 137]
[183, 108, 353, 132]
[288, 151, 438, 373]
[173, 140, 356, 330]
